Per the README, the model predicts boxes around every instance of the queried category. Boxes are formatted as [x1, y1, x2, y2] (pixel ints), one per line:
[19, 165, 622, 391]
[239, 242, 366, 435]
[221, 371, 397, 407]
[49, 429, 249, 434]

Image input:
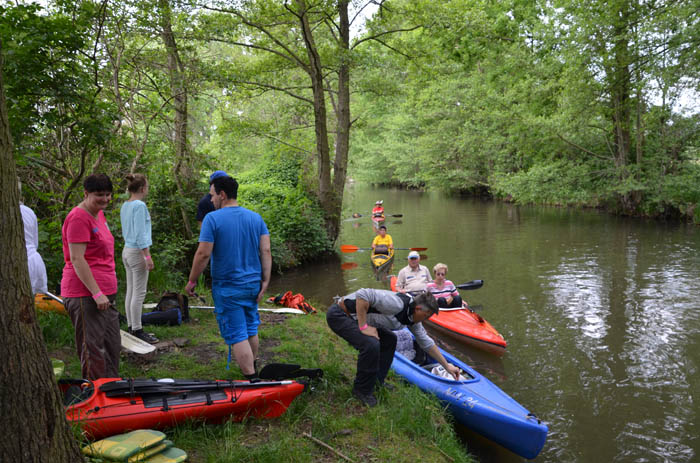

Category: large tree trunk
[608, 1, 635, 211]
[330, 0, 352, 241]
[159, 0, 193, 239]
[296, 0, 335, 237]
[0, 38, 83, 463]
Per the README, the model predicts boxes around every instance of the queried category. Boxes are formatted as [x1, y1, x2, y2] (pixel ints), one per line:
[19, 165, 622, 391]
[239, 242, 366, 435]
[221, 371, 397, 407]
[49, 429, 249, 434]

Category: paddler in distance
[371, 225, 393, 256]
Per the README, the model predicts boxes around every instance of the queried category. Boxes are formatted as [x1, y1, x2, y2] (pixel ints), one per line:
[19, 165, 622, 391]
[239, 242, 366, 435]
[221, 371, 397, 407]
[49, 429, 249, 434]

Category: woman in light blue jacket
[121, 173, 157, 343]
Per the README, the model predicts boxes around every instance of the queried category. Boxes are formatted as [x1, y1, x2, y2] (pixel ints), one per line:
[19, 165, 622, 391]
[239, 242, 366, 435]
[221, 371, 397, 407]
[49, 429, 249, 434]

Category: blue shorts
[211, 281, 261, 345]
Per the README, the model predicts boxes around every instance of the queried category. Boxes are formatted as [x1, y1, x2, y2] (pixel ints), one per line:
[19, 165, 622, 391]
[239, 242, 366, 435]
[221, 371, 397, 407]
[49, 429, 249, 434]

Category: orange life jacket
[267, 291, 317, 314]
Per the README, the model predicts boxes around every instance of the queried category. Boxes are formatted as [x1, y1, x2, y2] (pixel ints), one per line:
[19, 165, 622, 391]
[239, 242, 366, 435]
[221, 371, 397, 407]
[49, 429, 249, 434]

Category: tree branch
[557, 134, 610, 161]
[24, 157, 71, 178]
[351, 24, 422, 49]
[200, 5, 310, 72]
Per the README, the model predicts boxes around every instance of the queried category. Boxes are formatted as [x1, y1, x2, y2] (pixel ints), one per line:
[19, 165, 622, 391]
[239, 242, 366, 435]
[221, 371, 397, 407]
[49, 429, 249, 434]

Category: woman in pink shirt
[426, 263, 463, 308]
[61, 173, 120, 380]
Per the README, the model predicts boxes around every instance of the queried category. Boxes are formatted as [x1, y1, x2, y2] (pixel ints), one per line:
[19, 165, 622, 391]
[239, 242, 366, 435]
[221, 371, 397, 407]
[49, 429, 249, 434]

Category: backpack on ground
[155, 291, 190, 321]
[141, 307, 182, 326]
[141, 291, 190, 326]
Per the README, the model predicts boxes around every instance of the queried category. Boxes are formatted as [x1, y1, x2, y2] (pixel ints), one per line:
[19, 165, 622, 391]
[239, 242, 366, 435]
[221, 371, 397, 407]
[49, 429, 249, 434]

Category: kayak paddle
[352, 212, 403, 218]
[456, 280, 484, 290]
[340, 245, 427, 253]
[340, 245, 372, 253]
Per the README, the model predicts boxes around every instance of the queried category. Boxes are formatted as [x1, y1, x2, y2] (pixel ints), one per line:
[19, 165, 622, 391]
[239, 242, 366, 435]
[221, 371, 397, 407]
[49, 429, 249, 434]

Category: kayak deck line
[424, 320, 507, 354]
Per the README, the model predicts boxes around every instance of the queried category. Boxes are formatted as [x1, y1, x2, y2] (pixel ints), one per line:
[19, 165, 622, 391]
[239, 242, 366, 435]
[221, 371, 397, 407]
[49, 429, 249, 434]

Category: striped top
[426, 280, 459, 299]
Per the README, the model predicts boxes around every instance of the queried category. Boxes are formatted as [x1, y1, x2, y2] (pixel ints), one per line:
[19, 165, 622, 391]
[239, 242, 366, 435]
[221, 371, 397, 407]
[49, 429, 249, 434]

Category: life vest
[267, 291, 317, 314]
[341, 293, 416, 326]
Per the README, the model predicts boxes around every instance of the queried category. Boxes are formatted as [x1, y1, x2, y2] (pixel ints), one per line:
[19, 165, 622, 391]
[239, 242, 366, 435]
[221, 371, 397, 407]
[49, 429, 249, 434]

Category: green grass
[39, 295, 475, 462]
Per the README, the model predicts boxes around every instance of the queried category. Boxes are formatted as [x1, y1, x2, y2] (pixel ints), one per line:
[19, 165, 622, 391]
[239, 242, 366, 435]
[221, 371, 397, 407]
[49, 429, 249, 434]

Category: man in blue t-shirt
[186, 176, 271, 380]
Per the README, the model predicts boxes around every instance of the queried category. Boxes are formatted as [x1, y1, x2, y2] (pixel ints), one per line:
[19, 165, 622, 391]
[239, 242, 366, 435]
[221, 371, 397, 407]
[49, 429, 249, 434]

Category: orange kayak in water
[390, 276, 506, 355]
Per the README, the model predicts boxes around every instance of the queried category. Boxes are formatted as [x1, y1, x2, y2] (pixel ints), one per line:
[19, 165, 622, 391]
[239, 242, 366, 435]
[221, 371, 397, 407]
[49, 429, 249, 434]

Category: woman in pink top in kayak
[61, 173, 120, 380]
[426, 263, 463, 308]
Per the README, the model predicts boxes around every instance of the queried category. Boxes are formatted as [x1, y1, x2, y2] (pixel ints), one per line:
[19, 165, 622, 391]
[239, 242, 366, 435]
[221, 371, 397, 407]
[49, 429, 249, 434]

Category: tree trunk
[608, 1, 635, 211]
[296, 0, 335, 237]
[159, 0, 193, 239]
[0, 38, 83, 463]
[330, 0, 352, 241]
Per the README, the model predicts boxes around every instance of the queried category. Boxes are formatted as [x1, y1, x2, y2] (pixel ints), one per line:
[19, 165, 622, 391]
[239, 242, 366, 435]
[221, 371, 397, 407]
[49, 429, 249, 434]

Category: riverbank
[40, 296, 475, 462]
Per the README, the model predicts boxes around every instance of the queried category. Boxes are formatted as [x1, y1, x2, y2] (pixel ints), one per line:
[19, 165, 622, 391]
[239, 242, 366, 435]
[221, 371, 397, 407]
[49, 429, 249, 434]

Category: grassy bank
[40, 294, 475, 463]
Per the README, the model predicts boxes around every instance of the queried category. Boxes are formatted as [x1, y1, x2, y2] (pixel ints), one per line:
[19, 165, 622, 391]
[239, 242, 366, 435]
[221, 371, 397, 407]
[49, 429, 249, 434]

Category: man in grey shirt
[326, 288, 460, 407]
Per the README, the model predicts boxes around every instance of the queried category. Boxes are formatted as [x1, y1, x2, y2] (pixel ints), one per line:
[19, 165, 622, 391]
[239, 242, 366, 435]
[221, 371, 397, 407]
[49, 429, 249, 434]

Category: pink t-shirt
[60, 207, 117, 297]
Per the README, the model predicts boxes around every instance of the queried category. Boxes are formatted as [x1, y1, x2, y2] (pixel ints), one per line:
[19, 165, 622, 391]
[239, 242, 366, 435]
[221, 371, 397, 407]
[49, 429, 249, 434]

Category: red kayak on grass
[390, 276, 506, 355]
[60, 377, 305, 439]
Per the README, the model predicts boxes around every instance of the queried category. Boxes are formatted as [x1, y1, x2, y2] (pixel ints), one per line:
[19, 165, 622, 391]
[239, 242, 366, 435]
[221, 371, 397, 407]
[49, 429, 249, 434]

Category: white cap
[407, 251, 420, 259]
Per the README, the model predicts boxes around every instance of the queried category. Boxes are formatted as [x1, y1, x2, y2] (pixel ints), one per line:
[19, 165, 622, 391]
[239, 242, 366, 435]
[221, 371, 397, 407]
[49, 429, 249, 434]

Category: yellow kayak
[371, 248, 394, 273]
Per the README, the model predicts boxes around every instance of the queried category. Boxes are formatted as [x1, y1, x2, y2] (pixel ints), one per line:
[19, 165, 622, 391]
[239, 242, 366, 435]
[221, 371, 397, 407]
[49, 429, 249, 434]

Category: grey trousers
[122, 246, 149, 331]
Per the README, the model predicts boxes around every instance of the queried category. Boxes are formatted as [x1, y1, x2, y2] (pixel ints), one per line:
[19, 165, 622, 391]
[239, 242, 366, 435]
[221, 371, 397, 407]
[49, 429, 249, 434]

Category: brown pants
[65, 295, 120, 380]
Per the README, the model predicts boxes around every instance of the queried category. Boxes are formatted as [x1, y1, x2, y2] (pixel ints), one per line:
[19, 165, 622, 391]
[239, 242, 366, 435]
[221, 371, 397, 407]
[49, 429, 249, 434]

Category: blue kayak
[391, 330, 548, 459]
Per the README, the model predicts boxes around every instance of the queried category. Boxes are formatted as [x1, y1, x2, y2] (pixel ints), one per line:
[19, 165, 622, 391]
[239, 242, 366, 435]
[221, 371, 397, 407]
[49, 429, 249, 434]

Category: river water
[268, 184, 700, 462]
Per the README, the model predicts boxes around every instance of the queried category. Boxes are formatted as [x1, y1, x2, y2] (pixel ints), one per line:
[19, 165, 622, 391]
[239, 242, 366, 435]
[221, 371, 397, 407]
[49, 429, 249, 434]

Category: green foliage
[37, 310, 75, 350]
[490, 160, 599, 206]
[347, 0, 700, 220]
[237, 155, 332, 269]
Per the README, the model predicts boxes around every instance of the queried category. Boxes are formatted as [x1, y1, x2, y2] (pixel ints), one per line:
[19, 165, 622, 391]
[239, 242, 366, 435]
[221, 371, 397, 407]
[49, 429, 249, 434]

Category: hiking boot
[352, 388, 377, 407]
[131, 329, 159, 344]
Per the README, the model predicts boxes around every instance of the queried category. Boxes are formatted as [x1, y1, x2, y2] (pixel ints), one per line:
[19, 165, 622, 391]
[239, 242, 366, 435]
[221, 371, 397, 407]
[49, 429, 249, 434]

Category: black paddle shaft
[456, 280, 484, 290]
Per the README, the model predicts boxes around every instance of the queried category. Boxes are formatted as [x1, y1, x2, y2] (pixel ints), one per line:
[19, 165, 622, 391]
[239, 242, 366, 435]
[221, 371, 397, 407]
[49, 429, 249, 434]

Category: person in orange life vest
[372, 200, 384, 217]
[371, 225, 393, 255]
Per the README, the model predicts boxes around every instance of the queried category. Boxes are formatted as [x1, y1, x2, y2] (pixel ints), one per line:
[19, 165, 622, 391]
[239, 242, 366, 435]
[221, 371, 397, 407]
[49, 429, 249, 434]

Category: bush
[490, 160, 597, 206]
[239, 183, 331, 269]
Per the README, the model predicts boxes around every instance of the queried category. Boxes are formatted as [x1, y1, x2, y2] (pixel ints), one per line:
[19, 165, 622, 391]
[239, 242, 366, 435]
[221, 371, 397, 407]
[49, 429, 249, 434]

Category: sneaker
[132, 329, 159, 344]
[352, 388, 377, 407]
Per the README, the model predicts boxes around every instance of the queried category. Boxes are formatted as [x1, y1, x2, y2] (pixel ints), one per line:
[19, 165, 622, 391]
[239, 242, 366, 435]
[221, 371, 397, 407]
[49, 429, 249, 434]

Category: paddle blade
[340, 245, 359, 253]
[341, 262, 358, 270]
[456, 280, 484, 290]
[389, 213, 403, 217]
[410, 247, 428, 251]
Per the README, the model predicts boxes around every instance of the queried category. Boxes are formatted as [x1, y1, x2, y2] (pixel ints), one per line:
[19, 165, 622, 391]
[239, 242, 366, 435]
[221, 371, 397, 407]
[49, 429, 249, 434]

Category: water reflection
[272, 185, 700, 462]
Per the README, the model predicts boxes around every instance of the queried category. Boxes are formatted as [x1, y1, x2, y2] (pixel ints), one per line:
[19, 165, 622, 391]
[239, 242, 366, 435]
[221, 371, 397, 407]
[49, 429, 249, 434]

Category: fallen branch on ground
[302, 431, 355, 463]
